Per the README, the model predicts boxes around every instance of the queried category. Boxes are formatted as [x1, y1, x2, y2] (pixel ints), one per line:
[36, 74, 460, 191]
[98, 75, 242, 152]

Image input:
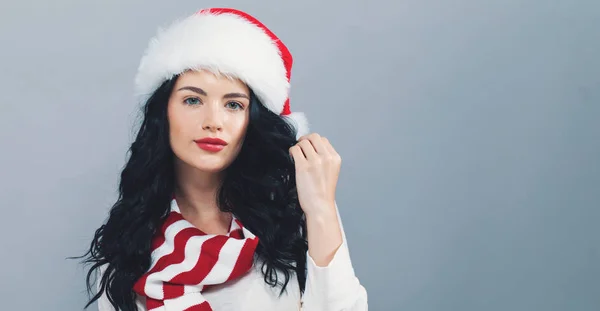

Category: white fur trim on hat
[283, 112, 310, 139]
[134, 11, 289, 115]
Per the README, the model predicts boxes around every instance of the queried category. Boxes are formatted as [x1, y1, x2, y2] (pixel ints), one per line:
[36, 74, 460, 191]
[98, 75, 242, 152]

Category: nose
[201, 100, 223, 132]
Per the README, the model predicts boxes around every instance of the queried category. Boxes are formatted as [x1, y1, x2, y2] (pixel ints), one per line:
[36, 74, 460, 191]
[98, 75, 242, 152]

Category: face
[167, 69, 251, 174]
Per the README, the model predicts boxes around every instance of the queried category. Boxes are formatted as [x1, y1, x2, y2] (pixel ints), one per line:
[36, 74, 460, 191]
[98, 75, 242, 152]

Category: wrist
[303, 201, 336, 221]
[304, 204, 343, 267]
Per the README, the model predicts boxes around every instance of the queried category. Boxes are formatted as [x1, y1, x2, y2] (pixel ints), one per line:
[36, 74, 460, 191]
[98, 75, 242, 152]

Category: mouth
[194, 137, 228, 152]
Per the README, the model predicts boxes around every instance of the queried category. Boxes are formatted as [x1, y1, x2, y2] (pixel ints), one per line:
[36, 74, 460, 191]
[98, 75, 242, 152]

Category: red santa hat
[134, 7, 309, 138]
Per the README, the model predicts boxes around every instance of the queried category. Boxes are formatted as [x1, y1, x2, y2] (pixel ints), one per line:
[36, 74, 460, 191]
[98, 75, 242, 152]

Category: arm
[301, 202, 368, 310]
[289, 134, 368, 309]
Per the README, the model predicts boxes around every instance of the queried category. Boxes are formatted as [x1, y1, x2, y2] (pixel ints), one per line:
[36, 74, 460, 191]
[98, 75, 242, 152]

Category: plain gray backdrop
[0, 0, 598, 310]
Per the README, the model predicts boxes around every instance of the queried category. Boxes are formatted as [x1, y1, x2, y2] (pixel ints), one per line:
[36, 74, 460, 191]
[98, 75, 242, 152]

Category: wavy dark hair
[73, 74, 308, 310]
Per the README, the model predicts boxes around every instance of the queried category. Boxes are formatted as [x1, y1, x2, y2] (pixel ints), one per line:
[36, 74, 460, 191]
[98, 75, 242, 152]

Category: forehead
[175, 69, 249, 93]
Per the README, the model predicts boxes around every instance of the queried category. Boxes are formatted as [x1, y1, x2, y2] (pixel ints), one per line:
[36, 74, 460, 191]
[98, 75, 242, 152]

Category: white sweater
[97, 205, 368, 311]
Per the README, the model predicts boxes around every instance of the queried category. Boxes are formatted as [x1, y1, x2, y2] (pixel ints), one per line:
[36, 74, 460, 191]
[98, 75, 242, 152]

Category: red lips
[194, 137, 228, 152]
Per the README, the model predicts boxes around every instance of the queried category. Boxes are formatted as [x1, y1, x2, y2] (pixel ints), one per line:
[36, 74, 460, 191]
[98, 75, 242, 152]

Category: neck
[173, 159, 231, 234]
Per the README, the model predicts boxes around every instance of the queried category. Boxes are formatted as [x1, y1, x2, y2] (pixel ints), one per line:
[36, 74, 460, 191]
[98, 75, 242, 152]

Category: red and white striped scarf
[133, 199, 259, 311]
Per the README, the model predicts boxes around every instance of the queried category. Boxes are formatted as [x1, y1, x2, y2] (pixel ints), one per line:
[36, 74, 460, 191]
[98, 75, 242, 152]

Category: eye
[226, 101, 244, 110]
[184, 97, 201, 105]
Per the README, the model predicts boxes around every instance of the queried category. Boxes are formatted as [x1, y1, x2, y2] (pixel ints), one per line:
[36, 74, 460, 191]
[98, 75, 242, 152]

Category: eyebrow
[177, 86, 249, 100]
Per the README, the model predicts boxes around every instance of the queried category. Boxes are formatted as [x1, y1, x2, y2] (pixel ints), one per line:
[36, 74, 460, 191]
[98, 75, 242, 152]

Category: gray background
[0, 0, 598, 310]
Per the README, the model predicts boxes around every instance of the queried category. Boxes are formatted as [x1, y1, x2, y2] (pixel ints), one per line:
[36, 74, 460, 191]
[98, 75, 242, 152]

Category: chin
[173, 147, 238, 174]
[192, 164, 228, 173]
[188, 156, 233, 173]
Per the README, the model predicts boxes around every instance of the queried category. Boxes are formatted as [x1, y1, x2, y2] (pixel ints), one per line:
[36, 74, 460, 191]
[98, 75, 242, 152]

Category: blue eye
[184, 97, 201, 105]
[226, 101, 244, 110]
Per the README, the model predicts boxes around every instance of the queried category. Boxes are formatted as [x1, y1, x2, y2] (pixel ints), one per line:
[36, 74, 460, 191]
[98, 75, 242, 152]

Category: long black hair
[74, 75, 308, 310]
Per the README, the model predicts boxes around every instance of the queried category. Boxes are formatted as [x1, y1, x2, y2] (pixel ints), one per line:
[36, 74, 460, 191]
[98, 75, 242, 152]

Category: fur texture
[134, 12, 289, 115]
[284, 112, 310, 139]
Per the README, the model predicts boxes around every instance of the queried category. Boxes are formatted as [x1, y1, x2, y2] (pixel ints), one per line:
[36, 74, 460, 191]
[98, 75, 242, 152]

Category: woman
[80, 7, 368, 311]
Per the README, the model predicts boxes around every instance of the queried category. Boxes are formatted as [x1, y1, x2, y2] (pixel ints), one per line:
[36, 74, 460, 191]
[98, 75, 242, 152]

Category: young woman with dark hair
[78, 8, 368, 311]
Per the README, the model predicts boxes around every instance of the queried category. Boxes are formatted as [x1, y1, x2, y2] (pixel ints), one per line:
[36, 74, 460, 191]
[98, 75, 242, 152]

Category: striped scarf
[133, 199, 259, 311]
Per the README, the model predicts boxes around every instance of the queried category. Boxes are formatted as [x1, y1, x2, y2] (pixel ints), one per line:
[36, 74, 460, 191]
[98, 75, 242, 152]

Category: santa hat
[134, 7, 309, 138]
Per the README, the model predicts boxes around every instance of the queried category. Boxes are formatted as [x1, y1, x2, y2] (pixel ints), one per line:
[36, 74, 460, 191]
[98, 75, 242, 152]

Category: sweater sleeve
[96, 265, 116, 311]
[300, 202, 368, 311]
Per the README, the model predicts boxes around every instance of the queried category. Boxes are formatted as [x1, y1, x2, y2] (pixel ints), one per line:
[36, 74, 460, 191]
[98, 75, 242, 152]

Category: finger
[297, 132, 318, 143]
[306, 133, 330, 156]
[297, 134, 308, 141]
[289, 145, 307, 167]
[298, 139, 318, 160]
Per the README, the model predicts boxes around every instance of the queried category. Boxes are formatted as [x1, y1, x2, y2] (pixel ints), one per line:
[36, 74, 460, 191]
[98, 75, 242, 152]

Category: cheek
[168, 107, 193, 142]
[230, 115, 250, 142]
